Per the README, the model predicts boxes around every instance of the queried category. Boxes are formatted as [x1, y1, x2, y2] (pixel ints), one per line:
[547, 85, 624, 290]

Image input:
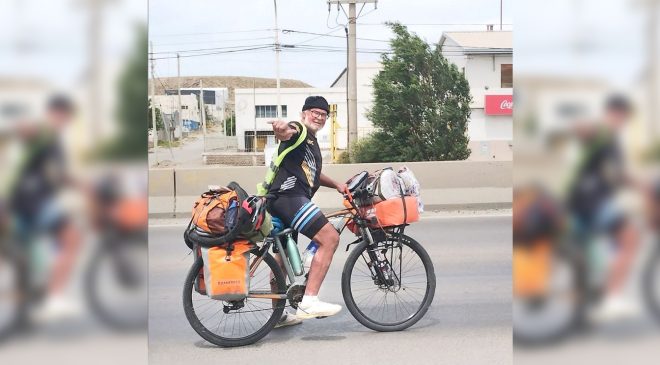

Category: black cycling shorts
[267, 195, 329, 239]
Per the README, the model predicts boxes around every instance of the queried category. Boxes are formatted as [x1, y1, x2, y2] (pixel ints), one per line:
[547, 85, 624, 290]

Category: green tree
[354, 23, 472, 162]
[94, 25, 148, 160]
[223, 112, 236, 136]
[148, 100, 164, 131]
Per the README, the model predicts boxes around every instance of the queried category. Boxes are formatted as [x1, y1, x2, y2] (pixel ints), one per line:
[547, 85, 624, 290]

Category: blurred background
[513, 0, 660, 364]
[0, 1, 147, 365]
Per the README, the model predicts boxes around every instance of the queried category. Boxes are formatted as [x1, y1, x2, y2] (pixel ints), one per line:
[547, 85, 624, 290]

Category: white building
[165, 87, 228, 122]
[234, 88, 348, 152]
[439, 31, 513, 159]
[151, 94, 201, 138]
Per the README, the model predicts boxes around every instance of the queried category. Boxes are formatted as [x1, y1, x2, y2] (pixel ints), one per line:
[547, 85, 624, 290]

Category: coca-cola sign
[485, 95, 513, 116]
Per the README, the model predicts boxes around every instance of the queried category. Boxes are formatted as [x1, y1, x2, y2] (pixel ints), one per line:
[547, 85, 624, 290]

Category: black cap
[302, 96, 329, 114]
[605, 94, 632, 114]
[47, 94, 75, 113]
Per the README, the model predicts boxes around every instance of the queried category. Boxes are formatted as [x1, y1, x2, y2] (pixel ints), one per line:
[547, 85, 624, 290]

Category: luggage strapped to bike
[184, 181, 252, 251]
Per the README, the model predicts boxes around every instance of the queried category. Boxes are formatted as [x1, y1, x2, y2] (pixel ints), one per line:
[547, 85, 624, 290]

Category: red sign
[485, 95, 513, 116]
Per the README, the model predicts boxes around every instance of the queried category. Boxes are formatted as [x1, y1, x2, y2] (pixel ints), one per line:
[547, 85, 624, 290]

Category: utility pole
[273, 0, 282, 119]
[648, 0, 658, 138]
[177, 53, 183, 139]
[329, 0, 377, 153]
[500, 0, 503, 30]
[330, 104, 338, 162]
[347, 2, 358, 151]
[200, 79, 206, 152]
[150, 42, 158, 153]
[253, 79, 257, 153]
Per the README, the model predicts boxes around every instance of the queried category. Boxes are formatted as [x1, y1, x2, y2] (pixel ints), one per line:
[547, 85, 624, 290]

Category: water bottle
[302, 241, 319, 273]
[225, 199, 238, 231]
[286, 234, 304, 276]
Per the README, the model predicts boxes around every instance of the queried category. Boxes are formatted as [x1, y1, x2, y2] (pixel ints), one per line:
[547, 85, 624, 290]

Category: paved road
[149, 215, 512, 365]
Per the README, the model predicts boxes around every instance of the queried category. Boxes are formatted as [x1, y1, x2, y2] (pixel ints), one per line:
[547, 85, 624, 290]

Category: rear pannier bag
[200, 240, 252, 301]
[184, 182, 273, 249]
[193, 246, 207, 295]
[190, 187, 237, 235]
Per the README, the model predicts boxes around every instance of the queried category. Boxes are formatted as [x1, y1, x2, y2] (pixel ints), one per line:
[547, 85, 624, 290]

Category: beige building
[439, 31, 513, 160]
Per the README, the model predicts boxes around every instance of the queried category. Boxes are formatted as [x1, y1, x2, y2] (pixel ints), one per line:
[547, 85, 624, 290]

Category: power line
[151, 45, 275, 60]
[282, 28, 389, 43]
[291, 28, 345, 46]
[357, 22, 513, 26]
[150, 43, 275, 55]
[154, 36, 276, 47]
[150, 28, 276, 37]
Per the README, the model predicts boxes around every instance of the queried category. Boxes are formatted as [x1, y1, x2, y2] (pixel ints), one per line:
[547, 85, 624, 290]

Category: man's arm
[268, 120, 300, 142]
[320, 173, 347, 194]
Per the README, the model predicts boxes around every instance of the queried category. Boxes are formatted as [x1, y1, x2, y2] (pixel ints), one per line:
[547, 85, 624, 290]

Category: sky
[0, 0, 649, 90]
[514, 0, 649, 87]
[0, 0, 146, 88]
[148, 0, 513, 88]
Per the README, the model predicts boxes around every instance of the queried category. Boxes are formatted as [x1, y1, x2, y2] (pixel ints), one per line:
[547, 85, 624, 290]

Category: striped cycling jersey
[268, 122, 322, 199]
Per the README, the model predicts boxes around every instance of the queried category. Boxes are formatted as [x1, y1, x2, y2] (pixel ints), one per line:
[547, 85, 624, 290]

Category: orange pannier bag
[513, 240, 552, 297]
[191, 188, 237, 235]
[343, 196, 420, 234]
[200, 240, 252, 301]
[368, 196, 420, 227]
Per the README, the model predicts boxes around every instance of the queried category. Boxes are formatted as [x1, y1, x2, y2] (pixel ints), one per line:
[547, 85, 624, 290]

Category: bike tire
[341, 233, 435, 332]
[183, 252, 286, 347]
[643, 243, 660, 323]
[512, 244, 586, 346]
[0, 244, 29, 343]
[84, 236, 148, 331]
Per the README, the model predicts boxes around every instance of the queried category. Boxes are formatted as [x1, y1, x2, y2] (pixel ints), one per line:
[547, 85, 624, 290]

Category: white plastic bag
[398, 166, 424, 213]
[367, 168, 404, 202]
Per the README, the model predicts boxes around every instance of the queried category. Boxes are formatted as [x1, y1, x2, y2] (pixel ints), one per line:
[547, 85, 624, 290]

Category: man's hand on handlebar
[336, 183, 348, 195]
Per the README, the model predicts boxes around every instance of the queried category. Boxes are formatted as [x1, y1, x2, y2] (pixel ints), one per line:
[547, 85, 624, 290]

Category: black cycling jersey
[268, 122, 322, 199]
[567, 130, 625, 219]
[9, 131, 68, 218]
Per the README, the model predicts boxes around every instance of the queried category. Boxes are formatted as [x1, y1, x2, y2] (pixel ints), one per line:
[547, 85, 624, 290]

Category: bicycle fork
[359, 227, 401, 289]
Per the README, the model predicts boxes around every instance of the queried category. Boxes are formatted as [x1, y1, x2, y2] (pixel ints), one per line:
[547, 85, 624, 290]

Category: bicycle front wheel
[342, 233, 435, 332]
[183, 251, 287, 347]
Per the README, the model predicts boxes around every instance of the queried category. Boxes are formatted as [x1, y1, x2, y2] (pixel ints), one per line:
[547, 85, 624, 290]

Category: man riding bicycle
[261, 96, 347, 326]
[6, 95, 83, 319]
[566, 94, 640, 318]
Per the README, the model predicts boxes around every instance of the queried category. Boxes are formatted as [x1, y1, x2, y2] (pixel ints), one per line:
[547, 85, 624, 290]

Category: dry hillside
[149, 76, 311, 113]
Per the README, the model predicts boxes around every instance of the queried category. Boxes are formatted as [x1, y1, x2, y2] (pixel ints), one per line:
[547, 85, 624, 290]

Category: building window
[255, 105, 287, 118]
[501, 64, 513, 88]
[181, 105, 188, 110]
[244, 130, 276, 152]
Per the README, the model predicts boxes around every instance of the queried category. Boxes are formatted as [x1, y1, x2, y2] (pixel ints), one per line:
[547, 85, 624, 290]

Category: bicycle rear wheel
[342, 233, 435, 332]
[0, 243, 28, 342]
[183, 251, 287, 347]
[643, 243, 660, 323]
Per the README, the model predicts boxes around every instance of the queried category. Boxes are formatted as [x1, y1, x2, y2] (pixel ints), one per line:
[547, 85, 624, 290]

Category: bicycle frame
[247, 188, 409, 301]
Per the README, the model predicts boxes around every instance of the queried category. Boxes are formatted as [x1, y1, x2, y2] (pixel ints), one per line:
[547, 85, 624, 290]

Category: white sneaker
[34, 294, 81, 323]
[591, 294, 640, 322]
[296, 297, 342, 319]
[273, 312, 303, 329]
